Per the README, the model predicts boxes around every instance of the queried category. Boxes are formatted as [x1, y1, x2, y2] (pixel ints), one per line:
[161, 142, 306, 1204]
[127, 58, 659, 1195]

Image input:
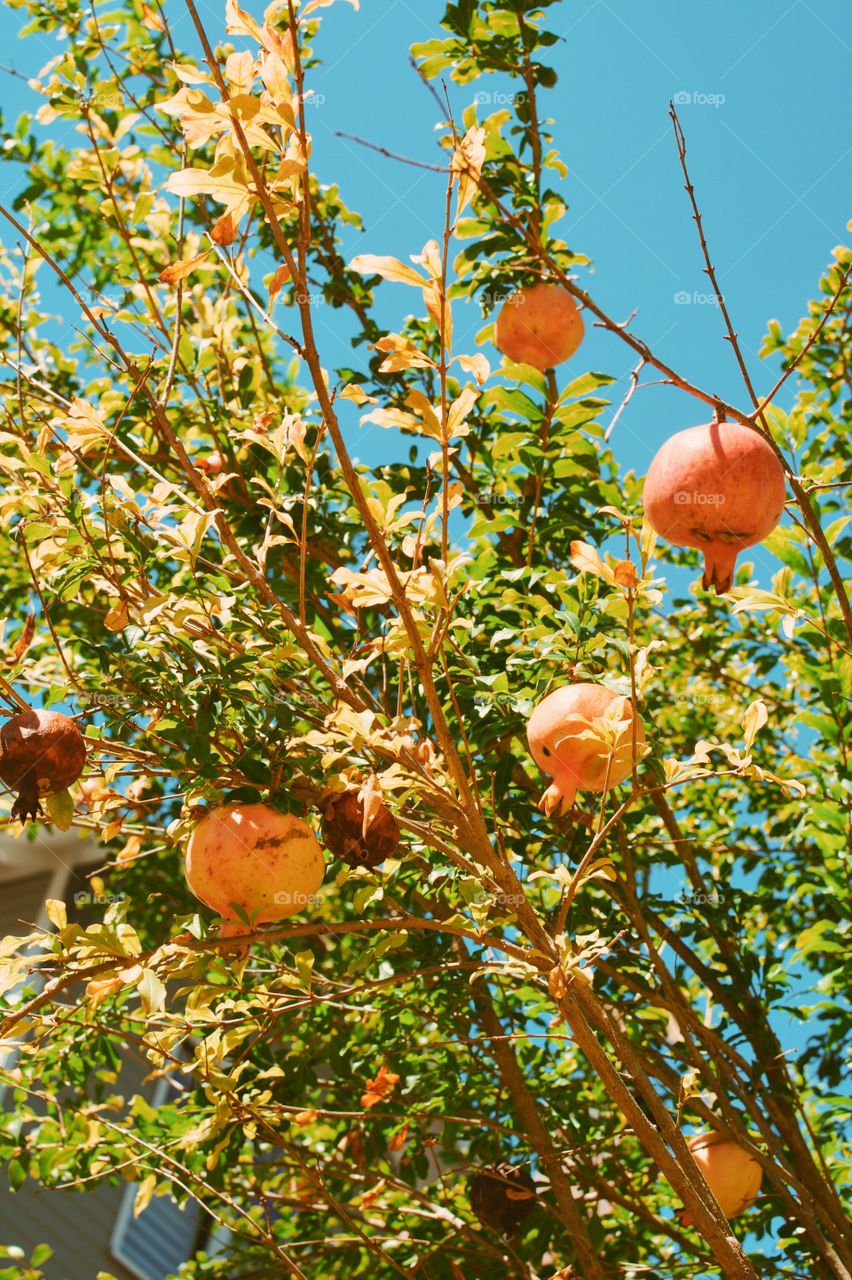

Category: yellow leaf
[104, 600, 130, 632]
[446, 385, 478, 438]
[225, 0, 263, 39]
[742, 699, 768, 752]
[349, 254, 425, 288]
[137, 969, 166, 1016]
[452, 124, 486, 216]
[133, 1174, 157, 1218]
[454, 352, 490, 385]
[44, 899, 67, 930]
[570, 540, 615, 585]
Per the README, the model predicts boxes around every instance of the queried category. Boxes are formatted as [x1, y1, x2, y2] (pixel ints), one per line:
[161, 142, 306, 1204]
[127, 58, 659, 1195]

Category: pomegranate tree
[643, 419, 786, 593]
[527, 682, 645, 815]
[682, 1132, 763, 1224]
[0, 709, 87, 822]
[494, 283, 584, 371]
[185, 803, 325, 932]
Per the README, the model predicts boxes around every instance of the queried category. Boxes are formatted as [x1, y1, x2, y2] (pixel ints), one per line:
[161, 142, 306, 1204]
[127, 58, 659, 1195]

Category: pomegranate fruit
[494, 283, 584, 371]
[319, 787, 400, 870]
[469, 1163, 537, 1235]
[185, 804, 325, 930]
[682, 1132, 762, 1225]
[527, 682, 645, 816]
[643, 420, 786, 594]
[0, 710, 87, 822]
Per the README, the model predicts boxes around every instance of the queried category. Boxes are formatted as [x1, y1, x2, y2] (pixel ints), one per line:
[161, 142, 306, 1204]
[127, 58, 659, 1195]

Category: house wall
[0, 853, 139, 1280]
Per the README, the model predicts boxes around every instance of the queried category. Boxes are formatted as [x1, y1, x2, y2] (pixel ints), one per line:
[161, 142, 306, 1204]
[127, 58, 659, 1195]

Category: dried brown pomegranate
[469, 1162, 537, 1234]
[319, 780, 400, 870]
[643, 419, 786, 594]
[0, 710, 87, 822]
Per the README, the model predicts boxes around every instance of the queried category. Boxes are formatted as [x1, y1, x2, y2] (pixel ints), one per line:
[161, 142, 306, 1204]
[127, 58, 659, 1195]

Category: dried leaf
[613, 560, 638, 591]
[10, 611, 35, 664]
[742, 699, 768, 752]
[141, 3, 165, 31]
[267, 263, 292, 307]
[361, 1062, 400, 1110]
[349, 254, 425, 288]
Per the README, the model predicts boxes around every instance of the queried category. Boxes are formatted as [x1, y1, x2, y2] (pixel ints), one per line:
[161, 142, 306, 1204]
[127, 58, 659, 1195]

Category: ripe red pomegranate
[185, 804, 325, 932]
[319, 787, 400, 870]
[527, 683, 645, 816]
[0, 710, 87, 821]
[682, 1132, 762, 1225]
[469, 1163, 537, 1235]
[494, 283, 584, 371]
[643, 420, 786, 594]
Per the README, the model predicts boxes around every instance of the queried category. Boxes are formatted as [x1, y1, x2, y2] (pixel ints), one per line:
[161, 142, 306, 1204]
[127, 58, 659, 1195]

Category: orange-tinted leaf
[268, 264, 292, 307]
[361, 1062, 400, 1110]
[613, 560, 638, 590]
[158, 250, 211, 284]
[211, 213, 238, 246]
[11, 611, 35, 663]
[141, 3, 165, 31]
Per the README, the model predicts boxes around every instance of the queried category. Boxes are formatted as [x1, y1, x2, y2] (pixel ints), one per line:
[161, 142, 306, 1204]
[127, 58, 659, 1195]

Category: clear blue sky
[0, 0, 850, 514]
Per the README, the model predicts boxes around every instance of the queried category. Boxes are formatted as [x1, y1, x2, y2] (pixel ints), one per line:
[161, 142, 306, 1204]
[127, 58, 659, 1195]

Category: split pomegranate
[527, 682, 645, 816]
[319, 787, 400, 870]
[0, 709, 87, 822]
[494, 283, 584, 371]
[469, 1163, 537, 1235]
[185, 803, 325, 931]
[682, 1132, 762, 1225]
[643, 420, 786, 594]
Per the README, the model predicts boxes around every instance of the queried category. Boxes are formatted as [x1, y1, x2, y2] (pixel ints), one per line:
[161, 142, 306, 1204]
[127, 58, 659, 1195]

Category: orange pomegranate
[0, 709, 87, 822]
[185, 804, 325, 932]
[643, 420, 786, 594]
[682, 1132, 762, 1225]
[494, 283, 584, 371]
[527, 683, 645, 816]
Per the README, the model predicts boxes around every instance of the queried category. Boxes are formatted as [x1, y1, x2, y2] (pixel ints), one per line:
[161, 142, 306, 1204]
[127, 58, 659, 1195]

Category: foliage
[0, 1, 849, 1278]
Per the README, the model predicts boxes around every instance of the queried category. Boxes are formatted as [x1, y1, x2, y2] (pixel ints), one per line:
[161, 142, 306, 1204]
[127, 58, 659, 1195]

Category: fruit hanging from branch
[527, 682, 646, 817]
[0, 709, 87, 822]
[494, 283, 584, 371]
[643, 419, 787, 594]
[319, 777, 400, 870]
[469, 1163, 537, 1235]
[185, 803, 325, 934]
[682, 1132, 763, 1225]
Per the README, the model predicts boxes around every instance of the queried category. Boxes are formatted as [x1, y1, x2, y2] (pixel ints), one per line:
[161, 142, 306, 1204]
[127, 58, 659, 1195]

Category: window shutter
[111, 1080, 207, 1280]
[111, 1185, 203, 1280]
